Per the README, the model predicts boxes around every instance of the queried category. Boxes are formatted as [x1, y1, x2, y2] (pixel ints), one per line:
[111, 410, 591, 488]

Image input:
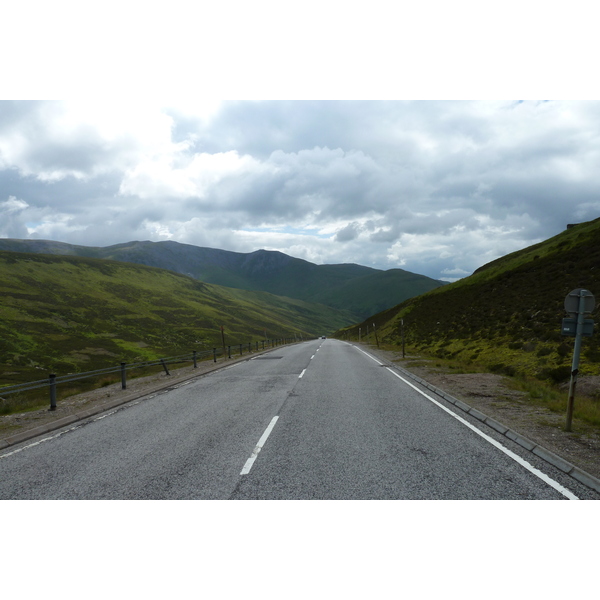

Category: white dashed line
[240, 416, 279, 475]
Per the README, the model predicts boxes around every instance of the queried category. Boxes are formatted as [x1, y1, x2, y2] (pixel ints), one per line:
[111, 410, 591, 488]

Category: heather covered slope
[336, 218, 600, 382]
[0, 251, 353, 386]
[0, 239, 445, 320]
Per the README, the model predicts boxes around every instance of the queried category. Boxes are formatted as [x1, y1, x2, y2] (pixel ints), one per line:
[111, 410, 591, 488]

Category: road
[0, 339, 596, 499]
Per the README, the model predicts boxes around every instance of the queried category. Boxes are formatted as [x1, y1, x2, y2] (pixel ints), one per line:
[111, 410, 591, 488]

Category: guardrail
[0, 337, 304, 412]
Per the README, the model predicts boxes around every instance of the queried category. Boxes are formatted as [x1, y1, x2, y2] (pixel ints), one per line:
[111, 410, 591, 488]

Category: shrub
[489, 363, 518, 377]
[537, 365, 572, 384]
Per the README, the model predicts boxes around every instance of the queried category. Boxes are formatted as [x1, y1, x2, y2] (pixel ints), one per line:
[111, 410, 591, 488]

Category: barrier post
[49, 373, 57, 411]
[121, 363, 127, 389]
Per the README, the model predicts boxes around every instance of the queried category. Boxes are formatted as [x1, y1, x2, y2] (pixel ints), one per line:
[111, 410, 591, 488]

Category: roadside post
[121, 362, 127, 389]
[373, 322, 380, 348]
[49, 373, 57, 411]
[401, 318, 405, 359]
[562, 288, 595, 431]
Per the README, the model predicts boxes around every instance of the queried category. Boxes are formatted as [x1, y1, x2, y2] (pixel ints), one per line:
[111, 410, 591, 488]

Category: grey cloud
[335, 222, 361, 242]
[3, 100, 600, 282]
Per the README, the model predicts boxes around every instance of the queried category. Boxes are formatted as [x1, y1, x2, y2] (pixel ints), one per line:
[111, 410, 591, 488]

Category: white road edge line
[1, 425, 81, 459]
[240, 416, 279, 475]
[386, 368, 578, 500]
[355, 347, 383, 365]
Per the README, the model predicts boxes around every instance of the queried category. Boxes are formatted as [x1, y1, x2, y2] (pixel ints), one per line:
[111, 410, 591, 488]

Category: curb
[388, 360, 600, 495]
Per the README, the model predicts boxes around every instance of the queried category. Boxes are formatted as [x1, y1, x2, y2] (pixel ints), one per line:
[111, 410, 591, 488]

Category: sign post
[563, 288, 595, 431]
[401, 318, 405, 359]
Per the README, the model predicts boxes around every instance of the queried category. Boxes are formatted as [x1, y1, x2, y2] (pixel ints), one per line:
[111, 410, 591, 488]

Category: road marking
[1, 425, 82, 459]
[240, 416, 279, 475]
[174, 380, 193, 388]
[311, 355, 315, 359]
[299, 369, 306, 378]
[355, 347, 383, 365]
[223, 363, 241, 370]
[386, 368, 579, 500]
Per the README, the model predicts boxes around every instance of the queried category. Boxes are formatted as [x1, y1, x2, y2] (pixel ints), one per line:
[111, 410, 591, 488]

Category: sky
[1, 3, 599, 287]
[3, 99, 599, 282]
[3, 0, 599, 587]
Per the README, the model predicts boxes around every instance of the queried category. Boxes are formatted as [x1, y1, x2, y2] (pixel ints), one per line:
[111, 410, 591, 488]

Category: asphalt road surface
[1, 339, 596, 499]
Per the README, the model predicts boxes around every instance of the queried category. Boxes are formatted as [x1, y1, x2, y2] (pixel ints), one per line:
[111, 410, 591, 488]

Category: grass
[0, 350, 224, 416]
[0, 250, 353, 401]
[386, 342, 600, 429]
[336, 217, 600, 384]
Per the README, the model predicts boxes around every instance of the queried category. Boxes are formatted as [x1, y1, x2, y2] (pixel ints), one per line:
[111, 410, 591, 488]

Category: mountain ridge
[0, 238, 444, 320]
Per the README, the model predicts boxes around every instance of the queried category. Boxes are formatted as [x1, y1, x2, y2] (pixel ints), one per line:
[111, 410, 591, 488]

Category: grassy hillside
[336, 218, 600, 383]
[0, 251, 353, 387]
[0, 239, 445, 320]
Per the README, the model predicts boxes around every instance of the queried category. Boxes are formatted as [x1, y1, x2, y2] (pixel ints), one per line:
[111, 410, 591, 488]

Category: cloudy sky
[2, 3, 598, 283]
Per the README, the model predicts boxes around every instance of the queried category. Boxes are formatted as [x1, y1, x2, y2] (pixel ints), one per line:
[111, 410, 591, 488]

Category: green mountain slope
[0, 251, 353, 385]
[337, 218, 600, 381]
[0, 239, 445, 320]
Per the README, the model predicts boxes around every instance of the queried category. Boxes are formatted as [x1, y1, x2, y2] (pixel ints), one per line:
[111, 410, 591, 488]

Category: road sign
[561, 318, 594, 337]
[563, 288, 596, 431]
[564, 288, 595, 317]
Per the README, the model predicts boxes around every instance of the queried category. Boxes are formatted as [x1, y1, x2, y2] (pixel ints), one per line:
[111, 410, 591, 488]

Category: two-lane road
[0, 339, 595, 499]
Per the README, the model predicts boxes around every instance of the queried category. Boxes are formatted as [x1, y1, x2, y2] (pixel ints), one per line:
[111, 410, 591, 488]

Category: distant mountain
[0, 239, 445, 320]
[337, 217, 600, 385]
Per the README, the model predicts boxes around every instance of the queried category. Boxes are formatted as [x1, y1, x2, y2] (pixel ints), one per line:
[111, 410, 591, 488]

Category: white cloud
[2, 100, 600, 280]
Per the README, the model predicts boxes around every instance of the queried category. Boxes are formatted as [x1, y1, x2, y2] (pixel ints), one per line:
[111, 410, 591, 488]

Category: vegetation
[335, 217, 600, 427]
[0, 250, 353, 390]
[0, 239, 445, 320]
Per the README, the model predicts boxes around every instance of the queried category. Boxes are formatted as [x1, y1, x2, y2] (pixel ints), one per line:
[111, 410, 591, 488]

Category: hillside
[0, 251, 353, 386]
[336, 217, 600, 382]
[0, 239, 445, 320]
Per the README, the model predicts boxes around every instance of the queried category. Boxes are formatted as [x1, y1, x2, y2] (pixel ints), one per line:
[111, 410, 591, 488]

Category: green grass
[387, 344, 600, 428]
[0, 250, 352, 393]
[336, 217, 600, 382]
[335, 218, 600, 431]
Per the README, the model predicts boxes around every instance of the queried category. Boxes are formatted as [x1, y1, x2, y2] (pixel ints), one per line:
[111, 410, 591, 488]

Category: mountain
[0, 250, 353, 387]
[0, 239, 445, 320]
[336, 217, 600, 383]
